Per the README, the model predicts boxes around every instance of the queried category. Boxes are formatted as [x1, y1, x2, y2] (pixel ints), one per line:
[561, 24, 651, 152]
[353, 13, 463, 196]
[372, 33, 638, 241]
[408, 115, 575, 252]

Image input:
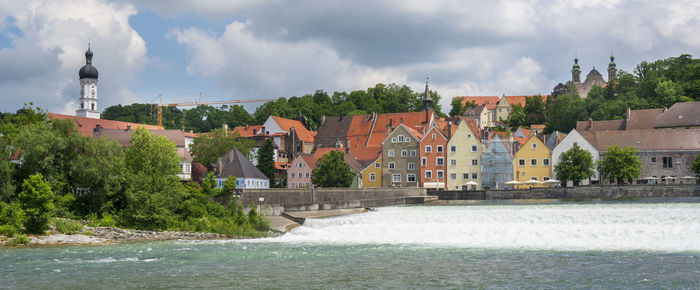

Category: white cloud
[0, 0, 146, 114]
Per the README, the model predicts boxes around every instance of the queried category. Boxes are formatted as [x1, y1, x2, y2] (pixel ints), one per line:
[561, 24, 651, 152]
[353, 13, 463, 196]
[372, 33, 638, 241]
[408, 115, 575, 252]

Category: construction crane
[150, 93, 276, 127]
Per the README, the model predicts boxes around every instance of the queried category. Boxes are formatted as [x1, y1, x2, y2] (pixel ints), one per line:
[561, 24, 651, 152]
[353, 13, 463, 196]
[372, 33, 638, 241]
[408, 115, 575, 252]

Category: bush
[0, 201, 25, 237]
[54, 218, 83, 235]
[98, 214, 115, 227]
[18, 174, 55, 234]
[7, 234, 30, 245]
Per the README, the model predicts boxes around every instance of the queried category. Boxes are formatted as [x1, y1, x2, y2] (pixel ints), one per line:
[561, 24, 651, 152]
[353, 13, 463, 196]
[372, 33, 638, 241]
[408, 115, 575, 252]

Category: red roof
[274, 161, 288, 170]
[530, 124, 545, 130]
[232, 125, 264, 137]
[48, 113, 163, 137]
[503, 95, 547, 107]
[270, 116, 316, 143]
[347, 111, 432, 162]
[457, 96, 500, 110]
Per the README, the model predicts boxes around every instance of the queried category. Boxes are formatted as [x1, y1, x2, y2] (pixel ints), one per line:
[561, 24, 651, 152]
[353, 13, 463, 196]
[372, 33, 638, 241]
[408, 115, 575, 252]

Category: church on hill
[570, 52, 617, 98]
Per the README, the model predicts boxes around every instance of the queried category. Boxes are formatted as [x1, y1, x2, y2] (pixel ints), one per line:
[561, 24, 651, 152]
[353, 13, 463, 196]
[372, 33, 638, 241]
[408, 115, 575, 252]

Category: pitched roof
[457, 96, 500, 110]
[347, 111, 431, 161]
[271, 116, 316, 143]
[626, 108, 664, 130]
[344, 154, 365, 173]
[274, 161, 288, 170]
[314, 116, 354, 148]
[654, 102, 700, 128]
[93, 128, 186, 147]
[576, 119, 625, 131]
[463, 105, 487, 116]
[580, 129, 700, 151]
[48, 113, 163, 137]
[530, 124, 546, 131]
[216, 147, 269, 180]
[502, 95, 547, 108]
[232, 125, 264, 137]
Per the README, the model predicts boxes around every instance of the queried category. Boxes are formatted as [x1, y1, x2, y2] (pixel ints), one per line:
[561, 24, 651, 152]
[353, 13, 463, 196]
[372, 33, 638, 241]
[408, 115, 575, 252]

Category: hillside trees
[189, 129, 255, 168]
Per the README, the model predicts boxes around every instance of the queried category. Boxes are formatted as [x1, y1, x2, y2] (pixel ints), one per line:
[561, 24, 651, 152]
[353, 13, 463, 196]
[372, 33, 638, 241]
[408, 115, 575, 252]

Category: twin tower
[570, 52, 617, 98]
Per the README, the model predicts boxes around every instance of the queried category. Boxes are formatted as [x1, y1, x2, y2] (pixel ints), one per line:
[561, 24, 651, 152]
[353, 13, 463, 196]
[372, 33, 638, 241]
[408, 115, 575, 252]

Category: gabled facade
[287, 155, 314, 188]
[381, 124, 421, 187]
[513, 135, 552, 187]
[263, 115, 316, 156]
[446, 119, 482, 190]
[551, 129, 600, 185]
[464, 105, 489, 129]
[360, 155, 382, 188]
[495, 97, 511, 122]
[420, 124, 448, 189]
[481, 135, 513, 189]
[214, 148, 269, 189]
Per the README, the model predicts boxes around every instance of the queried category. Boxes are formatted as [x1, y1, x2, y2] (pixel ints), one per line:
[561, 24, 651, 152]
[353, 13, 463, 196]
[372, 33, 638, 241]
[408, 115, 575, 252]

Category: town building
[653, 102, 700, 129]
[513, 135, 552, 188]
[359, 155, 382, 188]
[262, 115, 316, 156]
[446, 118, 482, 190]
[420, 124, 448, 189]
[287, 154, 315, 189]
[212, 147, 269, 189]
[551, 129, 601, 185]
[381, 124, 422, 188]
[481, 135, 513, 189]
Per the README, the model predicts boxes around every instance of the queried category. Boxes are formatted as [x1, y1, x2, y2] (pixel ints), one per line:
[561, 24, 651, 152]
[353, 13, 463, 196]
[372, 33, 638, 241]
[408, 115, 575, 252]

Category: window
[305, 182, 310, 186]
[369, 173, 376, 181]
[432, 133, 436, 139]
[306, 172, 310, 178]
[530, 159, 537, 166]
[290, 182, 295, 188]
[467, 134, 472, 138]
[405, 137, 411, 143]
[663, 157, 673, 168]
[425, 170, 432, 178]
[375, 162, 380, 168]
[407, 174, 416, 182]
[543, 158, 550, 166]
[185, 164, 190, 173]
[388, 162, 395, 169]
[290, 173, 295, 178]
[437, 171, 444, 178]
[437, 145, 443, 153]
[472, 145, 478, 152]
[398, 135, 405, 142]
[401, 150, 408, 157]
[425, 145, 432, 153]
[408, 162, 415, 170]
[410, 150, 417, 157]
[388, 150, 395, 157]
[393, 174, 401, 182]
[450, 159, 457, 166]
[651, 157, 656, 163]
[472, 159, 478, 166]
[450, 146, 457, 153]
[519, 159, 525, 167]
[531, 177, 538, 181]
[463, 173, 469, 179]
[472, 173, 478, 179]
[543, 176, 550, 181]
[532, 143, 537, 149]
[421, 157, 427, 166]
[436, 157, 444, 166]
[450, 173, 456, 180]
[391, 137, 397, 143]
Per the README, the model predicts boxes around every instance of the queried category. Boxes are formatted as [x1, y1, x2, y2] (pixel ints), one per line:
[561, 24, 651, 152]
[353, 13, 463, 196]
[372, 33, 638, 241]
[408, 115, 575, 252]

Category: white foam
[272, 204, 700, 252]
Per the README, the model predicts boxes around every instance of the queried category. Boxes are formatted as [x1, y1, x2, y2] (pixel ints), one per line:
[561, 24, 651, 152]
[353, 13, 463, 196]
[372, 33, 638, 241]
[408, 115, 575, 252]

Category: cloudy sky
[1, 0, 698, 115]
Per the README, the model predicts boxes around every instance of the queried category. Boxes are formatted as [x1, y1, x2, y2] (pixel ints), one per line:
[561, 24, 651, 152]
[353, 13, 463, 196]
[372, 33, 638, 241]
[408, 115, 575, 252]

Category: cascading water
[274, 203, 700, 252]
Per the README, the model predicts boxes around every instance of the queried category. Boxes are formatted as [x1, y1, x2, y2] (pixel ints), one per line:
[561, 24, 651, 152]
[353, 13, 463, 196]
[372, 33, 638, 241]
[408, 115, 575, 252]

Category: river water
[2, 202, 700, 288]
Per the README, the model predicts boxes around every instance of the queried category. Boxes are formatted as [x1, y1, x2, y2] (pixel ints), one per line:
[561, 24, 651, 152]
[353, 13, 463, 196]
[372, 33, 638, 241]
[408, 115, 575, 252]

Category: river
[2, 202, 700, 288]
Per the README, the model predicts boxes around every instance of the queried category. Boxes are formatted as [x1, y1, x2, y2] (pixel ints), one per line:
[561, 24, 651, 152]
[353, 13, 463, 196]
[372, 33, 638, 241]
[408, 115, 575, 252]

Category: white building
[551, 129, 600, 185]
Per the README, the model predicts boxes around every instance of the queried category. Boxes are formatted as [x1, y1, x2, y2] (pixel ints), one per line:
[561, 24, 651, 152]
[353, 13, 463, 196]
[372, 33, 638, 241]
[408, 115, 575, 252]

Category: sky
[1, 0, 699, 115]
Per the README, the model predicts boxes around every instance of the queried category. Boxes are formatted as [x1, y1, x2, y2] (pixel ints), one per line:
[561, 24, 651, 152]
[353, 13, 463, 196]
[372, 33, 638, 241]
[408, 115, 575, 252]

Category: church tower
[422, 78, 433, 111]
[76, 44, 100, 119]
[608, 50, 617, 82]
[571, 54, 581, 83]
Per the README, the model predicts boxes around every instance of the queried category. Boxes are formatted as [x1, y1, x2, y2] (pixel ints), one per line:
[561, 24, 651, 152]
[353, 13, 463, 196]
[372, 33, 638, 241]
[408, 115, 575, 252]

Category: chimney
[447, 121, 452, 139]
[321, 115, 326, 126]
[345, 140, 350, 154]
[626, 107, 631, 120]
[588, 118, 593, 130]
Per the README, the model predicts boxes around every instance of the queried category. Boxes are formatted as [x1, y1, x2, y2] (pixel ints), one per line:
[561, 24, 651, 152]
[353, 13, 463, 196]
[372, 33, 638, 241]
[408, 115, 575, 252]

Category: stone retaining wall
[429, 185, 700, 200]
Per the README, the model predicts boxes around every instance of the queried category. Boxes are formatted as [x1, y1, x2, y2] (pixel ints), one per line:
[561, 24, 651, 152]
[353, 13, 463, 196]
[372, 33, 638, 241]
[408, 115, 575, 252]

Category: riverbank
[0, 226, 279, 247]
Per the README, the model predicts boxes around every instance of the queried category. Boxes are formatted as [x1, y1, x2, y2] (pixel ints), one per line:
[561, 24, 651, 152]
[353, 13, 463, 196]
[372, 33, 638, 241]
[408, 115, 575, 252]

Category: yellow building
[446, 119, 482, 190]
[513, 135, 552, 188]
[360, 155, 382, 188]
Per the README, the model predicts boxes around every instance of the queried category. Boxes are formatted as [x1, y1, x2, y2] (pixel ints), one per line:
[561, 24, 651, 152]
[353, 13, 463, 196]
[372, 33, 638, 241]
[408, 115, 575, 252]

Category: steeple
[422, 77, 433, 111]
[76, 43, 100, 119]
[608, 49, 617, 82]
[571, 53, 581, 83]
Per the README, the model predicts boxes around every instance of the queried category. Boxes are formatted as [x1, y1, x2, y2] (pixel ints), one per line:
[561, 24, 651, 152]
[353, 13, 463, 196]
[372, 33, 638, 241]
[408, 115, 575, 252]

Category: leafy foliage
[597, 145, 642, 184]
[0, 201, 25, 237]
[189, 129, 255, 167]
[18, 173, 55, 234]
[554, 144, 595, 185]
[256, 139, 276, 185]
[311, 151, 355, 188]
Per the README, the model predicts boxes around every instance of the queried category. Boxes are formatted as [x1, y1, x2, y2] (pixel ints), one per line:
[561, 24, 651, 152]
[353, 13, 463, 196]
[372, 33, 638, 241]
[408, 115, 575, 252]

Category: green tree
[692, 154, 700, 176]
[256, 139, 276, 185]
[506, 104, 526, 130]
[554, 144, 595, 185]
[524, 95, 546, 125]
[311, 151, 355, 188]
[18, 173, 55, 234]
[0, 201, 25, 237]
[449, 97, 465, 117]
[0, 136, 15, 201]
[597, 145, 642, 184]
[125, 127, 181, 178]
[545, 93, 586, 133]
[221, 176, 237, 194]
[190, 129, 255, 168]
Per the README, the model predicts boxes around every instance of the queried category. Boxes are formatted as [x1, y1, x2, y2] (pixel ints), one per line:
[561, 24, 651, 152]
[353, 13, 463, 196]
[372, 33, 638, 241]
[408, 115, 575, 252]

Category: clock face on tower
[91, 90, 95, 97]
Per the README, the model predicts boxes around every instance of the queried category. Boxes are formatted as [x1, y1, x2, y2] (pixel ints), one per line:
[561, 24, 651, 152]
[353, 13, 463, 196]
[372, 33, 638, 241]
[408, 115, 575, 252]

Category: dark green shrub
[7, 234, 29, 245]
[18, 174, 55, 234]
[0, 201, 25, 237]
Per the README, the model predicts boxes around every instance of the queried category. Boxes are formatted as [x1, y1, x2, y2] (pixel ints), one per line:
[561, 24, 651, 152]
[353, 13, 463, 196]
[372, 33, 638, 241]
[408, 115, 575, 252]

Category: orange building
[419, 124, 448, 189]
